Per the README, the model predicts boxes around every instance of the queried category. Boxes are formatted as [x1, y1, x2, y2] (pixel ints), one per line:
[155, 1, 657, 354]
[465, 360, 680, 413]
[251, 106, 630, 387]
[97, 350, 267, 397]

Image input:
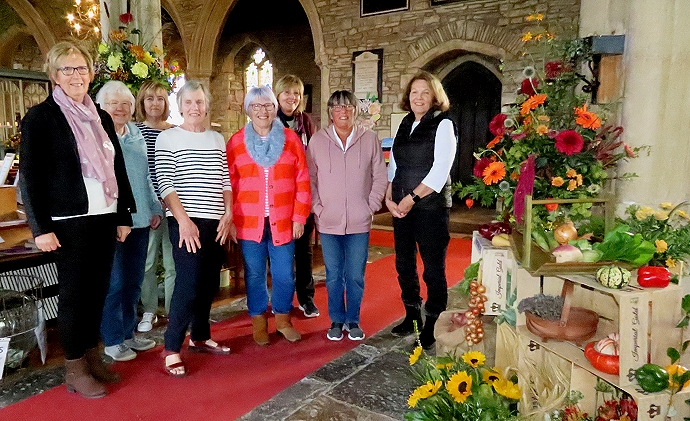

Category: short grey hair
[327, 90, 359, 119]
[95, 80, 135, 108]
[176, 80, 211, 112]
[244, 85, 278, 116]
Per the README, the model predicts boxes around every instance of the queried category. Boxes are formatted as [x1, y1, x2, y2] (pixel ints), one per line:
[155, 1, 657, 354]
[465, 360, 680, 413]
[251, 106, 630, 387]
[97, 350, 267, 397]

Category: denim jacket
[119, 122, 162, 228]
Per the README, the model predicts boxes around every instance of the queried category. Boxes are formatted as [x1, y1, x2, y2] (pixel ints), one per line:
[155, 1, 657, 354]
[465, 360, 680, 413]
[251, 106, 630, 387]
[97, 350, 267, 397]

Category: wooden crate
[514, 332, 690, 421]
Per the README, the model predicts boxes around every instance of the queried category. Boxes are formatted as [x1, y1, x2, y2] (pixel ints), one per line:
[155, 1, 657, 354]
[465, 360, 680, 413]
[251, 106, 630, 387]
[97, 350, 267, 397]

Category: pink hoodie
[307, 125, 388, 235]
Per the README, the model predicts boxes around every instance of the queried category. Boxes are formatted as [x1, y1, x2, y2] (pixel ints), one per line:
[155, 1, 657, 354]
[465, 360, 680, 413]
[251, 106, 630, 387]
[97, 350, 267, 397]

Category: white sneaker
[124, 337, 156, 352]
[104, 343, 137, 361]
[137, 312, 156, 332]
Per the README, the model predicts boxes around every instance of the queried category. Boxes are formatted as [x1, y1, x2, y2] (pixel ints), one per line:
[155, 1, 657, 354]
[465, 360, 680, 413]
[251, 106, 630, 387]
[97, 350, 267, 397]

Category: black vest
[391, 109, 454, 209]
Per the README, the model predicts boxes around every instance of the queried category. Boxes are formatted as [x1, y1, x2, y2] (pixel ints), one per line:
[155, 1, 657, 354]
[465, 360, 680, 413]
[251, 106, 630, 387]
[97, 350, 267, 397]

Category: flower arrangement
[454, 13, 644, 225]
[89, 13, 179, 97]
[619, 202, 690, 269]
[357, 93, 381, 130]
[406, 348, 521, 421]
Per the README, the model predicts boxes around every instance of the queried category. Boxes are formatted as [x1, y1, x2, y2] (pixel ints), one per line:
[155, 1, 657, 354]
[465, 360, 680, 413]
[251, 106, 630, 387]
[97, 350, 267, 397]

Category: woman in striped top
[134, 80, 176, 331]
[227, 86, 311, 346]
[155, 81, 233, 377]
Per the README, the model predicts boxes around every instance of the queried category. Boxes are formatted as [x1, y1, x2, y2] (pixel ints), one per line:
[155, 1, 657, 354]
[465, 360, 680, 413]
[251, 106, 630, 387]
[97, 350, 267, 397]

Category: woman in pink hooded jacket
[306, 90, 387, 341]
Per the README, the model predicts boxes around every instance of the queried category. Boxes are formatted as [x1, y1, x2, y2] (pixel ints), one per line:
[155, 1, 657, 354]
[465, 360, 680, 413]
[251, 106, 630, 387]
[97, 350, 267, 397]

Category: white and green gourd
[595, 265, 631, 289]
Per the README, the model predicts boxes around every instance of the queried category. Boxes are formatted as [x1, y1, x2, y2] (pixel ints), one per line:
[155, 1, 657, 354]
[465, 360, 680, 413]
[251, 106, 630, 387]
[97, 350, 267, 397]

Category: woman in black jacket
[20, 41, 135, 399]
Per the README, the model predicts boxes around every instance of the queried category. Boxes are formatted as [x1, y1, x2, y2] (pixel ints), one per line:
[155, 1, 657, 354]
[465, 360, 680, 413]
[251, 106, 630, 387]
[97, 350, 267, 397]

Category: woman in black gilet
[385, 71, 456, 349]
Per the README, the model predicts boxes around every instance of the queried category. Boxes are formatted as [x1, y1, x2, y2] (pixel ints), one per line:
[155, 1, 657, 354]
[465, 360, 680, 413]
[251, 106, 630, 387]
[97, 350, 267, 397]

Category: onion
[554, 221, 578, 244]
[552, 244, 583, 263]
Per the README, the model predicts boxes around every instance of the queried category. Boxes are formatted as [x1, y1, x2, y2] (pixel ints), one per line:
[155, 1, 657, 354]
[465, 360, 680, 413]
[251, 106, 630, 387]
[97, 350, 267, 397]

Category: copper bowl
[525, 307, 599, 344]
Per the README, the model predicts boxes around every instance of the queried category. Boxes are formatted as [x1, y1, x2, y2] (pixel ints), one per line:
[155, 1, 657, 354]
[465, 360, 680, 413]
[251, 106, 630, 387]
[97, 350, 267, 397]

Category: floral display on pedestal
[454, 13, 645, 226]
[89, 13, 180, 97]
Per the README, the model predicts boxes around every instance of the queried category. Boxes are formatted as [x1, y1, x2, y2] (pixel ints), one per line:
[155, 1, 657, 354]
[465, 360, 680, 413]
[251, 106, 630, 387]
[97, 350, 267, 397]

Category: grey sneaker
[326, 323, 344, 341]
[124, 337, 156, 352]
[298, 302, 320, 318]
[137, 312, 157, 332]
[345, 323, 365, 341]
[104, 343, 137, 361]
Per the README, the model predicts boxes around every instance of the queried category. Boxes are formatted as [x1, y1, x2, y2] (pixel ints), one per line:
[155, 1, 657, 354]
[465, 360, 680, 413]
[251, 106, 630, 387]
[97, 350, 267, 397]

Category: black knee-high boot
[419, 315, 438, 349]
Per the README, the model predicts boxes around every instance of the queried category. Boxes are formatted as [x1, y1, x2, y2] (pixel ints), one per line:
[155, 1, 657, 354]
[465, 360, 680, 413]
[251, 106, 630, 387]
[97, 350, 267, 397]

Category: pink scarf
[53, 86, 119, 206]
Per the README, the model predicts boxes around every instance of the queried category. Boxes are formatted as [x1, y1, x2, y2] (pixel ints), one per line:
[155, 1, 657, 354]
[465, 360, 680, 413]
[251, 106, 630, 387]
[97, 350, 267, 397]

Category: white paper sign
[354, 51, 379, 96]
[0, 337, 10, 379]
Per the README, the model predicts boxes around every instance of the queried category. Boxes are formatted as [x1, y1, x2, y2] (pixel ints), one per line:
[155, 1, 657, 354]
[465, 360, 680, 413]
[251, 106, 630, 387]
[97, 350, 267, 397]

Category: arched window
[245, 48, 272, 91]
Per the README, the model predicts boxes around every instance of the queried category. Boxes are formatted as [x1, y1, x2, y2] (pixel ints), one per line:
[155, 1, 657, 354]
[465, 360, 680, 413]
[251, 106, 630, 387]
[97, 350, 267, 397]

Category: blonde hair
[135, 80, 171, 122]
[400, 71, 450, 113]
[45, 41, 94, 84]
[274, 74, 306, 113]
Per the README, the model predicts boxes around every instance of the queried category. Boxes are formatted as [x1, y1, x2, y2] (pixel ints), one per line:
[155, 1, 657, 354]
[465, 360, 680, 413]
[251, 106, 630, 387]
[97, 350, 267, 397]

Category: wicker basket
[525, 280, 599, 345]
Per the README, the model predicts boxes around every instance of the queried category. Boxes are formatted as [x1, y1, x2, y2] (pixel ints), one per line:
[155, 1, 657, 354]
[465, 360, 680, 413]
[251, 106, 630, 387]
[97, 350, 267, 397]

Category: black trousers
[53, 213, 118, 360]
[164, 217, 224, 353]
[294, 213, 315, 306]
[392, 206, 450, 318]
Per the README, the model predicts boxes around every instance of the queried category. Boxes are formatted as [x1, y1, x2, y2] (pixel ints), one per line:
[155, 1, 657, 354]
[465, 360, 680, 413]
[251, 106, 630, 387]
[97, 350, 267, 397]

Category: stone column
[320, 64, 330, 128]
[580, 0, 690, 207]
[99, 0, 162, 50]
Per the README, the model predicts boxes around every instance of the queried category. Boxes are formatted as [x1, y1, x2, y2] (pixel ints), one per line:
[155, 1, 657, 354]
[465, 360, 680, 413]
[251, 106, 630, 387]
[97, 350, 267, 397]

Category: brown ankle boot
[65, 357, 107, 399]
[252, 315, 270, 346]
[85, 347, 120, 383]
[275, 313, 301, 342]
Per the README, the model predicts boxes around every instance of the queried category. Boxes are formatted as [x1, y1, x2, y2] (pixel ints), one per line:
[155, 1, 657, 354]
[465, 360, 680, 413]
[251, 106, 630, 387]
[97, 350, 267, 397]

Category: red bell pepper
[637, 265, 671, 288]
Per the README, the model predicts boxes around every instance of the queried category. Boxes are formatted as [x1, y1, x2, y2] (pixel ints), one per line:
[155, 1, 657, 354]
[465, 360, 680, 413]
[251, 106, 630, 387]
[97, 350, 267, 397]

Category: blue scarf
[244, 121, 286, 167]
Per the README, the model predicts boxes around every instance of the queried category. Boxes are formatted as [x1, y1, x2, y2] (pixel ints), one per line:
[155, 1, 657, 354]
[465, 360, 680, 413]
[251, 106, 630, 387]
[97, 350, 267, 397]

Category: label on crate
[618, 293, 649, 387]
[481, 249, 514, 316]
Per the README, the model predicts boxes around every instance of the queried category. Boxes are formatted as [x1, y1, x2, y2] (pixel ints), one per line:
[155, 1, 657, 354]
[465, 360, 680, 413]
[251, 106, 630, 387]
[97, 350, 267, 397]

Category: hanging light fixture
[66, 0, 101, 40]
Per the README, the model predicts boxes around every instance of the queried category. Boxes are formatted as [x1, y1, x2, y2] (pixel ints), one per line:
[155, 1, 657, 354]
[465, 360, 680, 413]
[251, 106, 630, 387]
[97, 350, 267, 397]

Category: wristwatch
[410, 193, 421, 203]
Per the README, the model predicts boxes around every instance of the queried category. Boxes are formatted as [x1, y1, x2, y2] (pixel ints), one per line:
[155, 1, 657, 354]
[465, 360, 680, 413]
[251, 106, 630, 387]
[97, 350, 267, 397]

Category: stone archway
[0, 26, 43, 70]
[4, 0, 56, 56]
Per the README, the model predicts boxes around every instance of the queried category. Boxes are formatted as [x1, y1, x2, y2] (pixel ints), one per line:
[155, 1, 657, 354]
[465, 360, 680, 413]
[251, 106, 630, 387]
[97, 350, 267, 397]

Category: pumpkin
[594, 333, 619, 356]
[585, 342, 619, 375]
[596, 265, 631, 289]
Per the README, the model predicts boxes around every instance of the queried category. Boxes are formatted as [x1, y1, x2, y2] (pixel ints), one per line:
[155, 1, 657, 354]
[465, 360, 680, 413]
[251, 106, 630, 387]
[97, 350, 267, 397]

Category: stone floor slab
[285, 395, 399, 421]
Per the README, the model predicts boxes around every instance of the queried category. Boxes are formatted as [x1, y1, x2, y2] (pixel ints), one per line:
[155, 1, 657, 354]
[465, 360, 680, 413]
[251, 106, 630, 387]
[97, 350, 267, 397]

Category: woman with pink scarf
[20, 41, 135, 399]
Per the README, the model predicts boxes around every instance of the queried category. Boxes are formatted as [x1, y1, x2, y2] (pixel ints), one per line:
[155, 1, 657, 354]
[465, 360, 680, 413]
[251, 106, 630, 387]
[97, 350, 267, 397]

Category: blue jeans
[319, 232, 370, 325]
[100, 227, 150, 346]
[240, 219, 295, 316]
[164, 217, 225, 353]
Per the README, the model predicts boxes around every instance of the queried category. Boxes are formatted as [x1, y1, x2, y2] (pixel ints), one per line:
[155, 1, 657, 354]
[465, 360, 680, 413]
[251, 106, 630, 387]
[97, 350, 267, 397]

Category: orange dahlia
[129, 44, 146, 60]
[520, 94, 547, 116]
[482, 162, 506, 185]
[574, 104, 601, 129]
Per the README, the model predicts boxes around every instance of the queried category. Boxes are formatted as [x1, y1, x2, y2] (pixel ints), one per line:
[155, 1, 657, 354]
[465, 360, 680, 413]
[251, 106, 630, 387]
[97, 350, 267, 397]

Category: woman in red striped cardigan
[226, 85, 311, 345]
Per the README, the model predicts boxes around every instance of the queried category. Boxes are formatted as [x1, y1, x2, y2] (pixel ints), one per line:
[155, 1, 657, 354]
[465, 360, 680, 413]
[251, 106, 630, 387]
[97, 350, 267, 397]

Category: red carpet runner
[1, 231, 470, 421]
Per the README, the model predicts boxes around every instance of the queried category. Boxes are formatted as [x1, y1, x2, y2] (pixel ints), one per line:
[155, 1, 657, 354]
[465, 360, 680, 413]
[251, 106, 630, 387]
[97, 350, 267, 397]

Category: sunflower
[447, 371, 472, 403]
[409, 346, 422, 365]
[482, 162, 506, 185]
[407, 380, 442, 407]
[462, 351, 486, 368]
[482, 369, 503, 384]
[493, 378, 522, 400]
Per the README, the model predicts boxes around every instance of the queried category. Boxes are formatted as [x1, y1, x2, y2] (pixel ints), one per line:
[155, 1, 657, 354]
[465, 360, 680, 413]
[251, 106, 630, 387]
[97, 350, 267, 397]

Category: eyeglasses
[250, 103, 276, 112]
[105, 101, 133, 109]
[331, 104, 355, 112]
[58, 66, 89, 76]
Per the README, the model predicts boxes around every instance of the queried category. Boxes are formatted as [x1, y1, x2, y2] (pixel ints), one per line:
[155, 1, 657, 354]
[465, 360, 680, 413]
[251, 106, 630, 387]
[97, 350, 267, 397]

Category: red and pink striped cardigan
[227, 126, 311, 245]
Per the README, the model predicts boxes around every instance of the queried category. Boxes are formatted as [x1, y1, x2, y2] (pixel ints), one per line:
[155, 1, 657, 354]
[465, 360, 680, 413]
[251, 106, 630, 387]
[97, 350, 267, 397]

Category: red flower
[119, 12, 134, 25]
[473, 157, 492, 178]
[545, 61, 566, 79]
[555, 130, 585, 155]
[489, 113, 507, 136]
[520, 78, 539, 96]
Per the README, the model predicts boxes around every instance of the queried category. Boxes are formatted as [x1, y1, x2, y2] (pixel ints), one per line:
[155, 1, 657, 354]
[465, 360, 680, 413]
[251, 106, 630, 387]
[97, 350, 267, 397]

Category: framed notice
[361, 0, 409, 17]
[352, 49, 383, 102]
